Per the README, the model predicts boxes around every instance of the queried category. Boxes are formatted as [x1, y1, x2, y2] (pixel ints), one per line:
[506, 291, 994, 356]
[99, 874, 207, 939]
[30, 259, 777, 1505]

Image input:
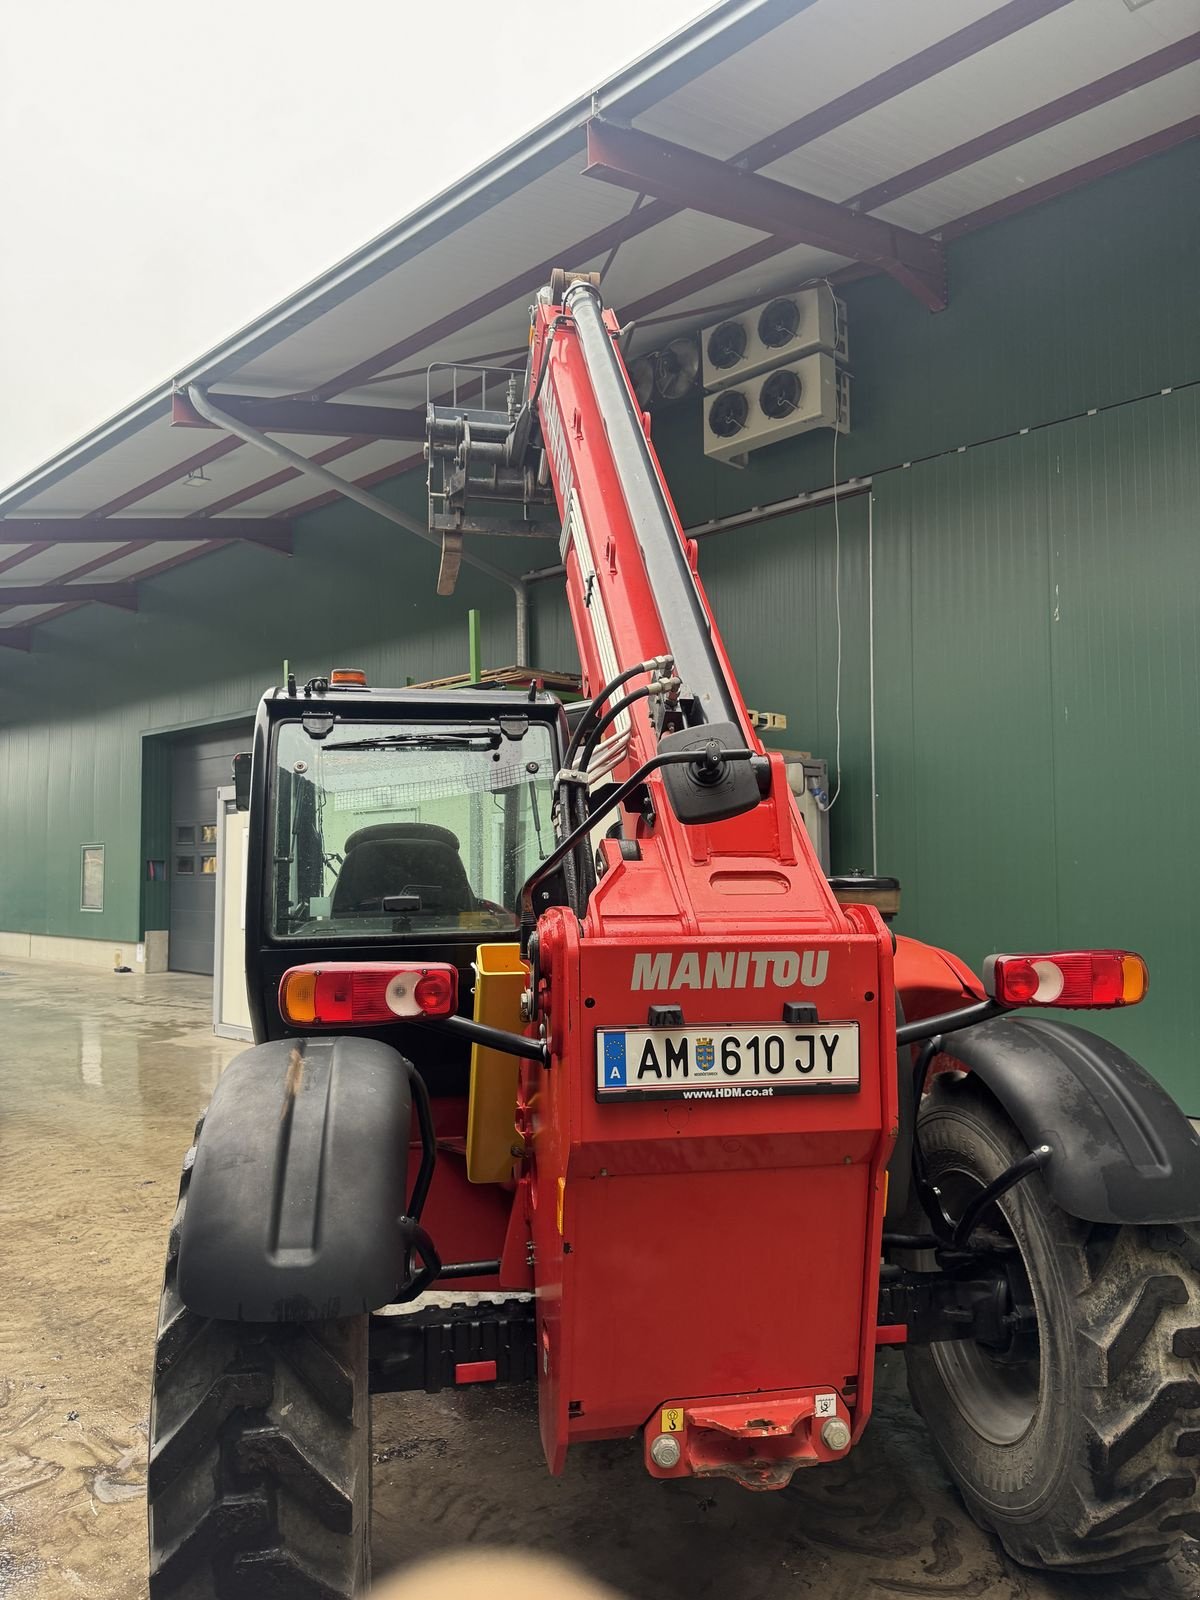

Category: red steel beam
[0, 584, 138, 609]
[314, 0, 1062, 397]
[850, 32, 1200, 213]
[583, 119, 947, 310]
[170, 391, 427, 440]
[617, 116, 1200, 330]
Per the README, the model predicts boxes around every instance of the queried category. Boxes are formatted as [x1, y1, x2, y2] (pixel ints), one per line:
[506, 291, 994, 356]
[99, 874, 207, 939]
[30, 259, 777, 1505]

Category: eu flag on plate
[602, 1033, 627, 1087]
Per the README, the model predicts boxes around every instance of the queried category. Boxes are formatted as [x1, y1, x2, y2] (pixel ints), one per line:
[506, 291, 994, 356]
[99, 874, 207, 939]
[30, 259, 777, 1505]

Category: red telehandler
[147, 272, 1200, 1596]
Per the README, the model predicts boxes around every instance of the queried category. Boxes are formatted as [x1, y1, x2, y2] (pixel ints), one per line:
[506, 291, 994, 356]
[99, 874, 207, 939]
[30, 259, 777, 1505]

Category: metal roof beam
[0, 585, 138, 608]
[170, 392, 427, 441]
[0, 518, 293, 550]
[583, 119, 947, 312]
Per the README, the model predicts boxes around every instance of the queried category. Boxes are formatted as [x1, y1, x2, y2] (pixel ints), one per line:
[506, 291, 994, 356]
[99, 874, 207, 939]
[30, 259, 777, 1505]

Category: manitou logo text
[631, 950, 828, 991]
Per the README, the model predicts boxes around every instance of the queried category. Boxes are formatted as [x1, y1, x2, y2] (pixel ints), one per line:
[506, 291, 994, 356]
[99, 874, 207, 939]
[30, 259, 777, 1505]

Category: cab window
[269, 719, 554, 939]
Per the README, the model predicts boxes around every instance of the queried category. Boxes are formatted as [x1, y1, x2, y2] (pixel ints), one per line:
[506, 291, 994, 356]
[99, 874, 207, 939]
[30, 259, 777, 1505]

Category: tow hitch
[642, 1388, 854, 1490]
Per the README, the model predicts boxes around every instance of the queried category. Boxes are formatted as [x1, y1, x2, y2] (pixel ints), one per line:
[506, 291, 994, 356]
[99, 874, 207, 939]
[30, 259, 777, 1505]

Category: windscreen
[269, 718, 555, 940]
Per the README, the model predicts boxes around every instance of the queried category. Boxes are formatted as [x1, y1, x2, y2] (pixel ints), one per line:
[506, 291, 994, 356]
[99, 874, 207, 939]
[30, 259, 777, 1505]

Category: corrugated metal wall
[871, 392, 1199, 1108]
[0, 141, 1195, 1103]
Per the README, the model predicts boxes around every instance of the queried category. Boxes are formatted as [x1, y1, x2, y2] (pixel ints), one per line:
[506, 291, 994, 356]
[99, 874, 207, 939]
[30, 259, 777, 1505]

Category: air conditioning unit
[702, 285, 847, 390]
[702, 352, 849, 463]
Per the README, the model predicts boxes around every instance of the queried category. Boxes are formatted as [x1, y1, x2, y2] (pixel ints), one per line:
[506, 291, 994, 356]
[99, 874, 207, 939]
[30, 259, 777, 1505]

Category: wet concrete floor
[0, 959, 1196, 1599]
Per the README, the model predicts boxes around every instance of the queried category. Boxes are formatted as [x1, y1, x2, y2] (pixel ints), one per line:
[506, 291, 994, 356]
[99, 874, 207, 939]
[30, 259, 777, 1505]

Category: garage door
[170, 724, 253, 974]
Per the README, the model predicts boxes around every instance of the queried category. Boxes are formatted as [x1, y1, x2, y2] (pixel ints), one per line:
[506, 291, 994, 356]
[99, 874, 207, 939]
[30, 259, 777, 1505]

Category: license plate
[595, 1024, 859, 1101]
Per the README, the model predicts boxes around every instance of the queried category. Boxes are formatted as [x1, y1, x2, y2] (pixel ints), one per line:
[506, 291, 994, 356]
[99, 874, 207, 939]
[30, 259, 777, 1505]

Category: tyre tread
[148, 1140, 368, 1598]
[906, 1089, 1200, 1575]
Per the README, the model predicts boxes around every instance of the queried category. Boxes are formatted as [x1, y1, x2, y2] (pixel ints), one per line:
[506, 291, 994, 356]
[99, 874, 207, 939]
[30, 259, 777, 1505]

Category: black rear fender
[177, 1035, 413, 1321]
[939, 1015, 1200, 1225]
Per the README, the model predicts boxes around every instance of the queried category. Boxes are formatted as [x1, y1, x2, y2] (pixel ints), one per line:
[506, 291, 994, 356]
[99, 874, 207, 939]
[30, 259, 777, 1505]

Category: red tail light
[279, 962, 458, 1026]
[983, 950, 1148, 1010]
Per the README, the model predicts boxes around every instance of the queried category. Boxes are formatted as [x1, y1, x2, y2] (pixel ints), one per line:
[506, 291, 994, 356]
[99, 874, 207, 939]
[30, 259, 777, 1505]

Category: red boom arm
[515, 275, 898, 1485]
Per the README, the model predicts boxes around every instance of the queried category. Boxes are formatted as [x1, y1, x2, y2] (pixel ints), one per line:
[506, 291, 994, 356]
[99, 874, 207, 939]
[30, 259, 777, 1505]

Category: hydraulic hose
[578, 681, 666, 774]
[561, 657, 670, 772]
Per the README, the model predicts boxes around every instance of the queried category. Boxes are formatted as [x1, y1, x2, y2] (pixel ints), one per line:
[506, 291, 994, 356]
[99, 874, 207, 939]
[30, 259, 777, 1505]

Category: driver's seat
[331, 823, 476, 915]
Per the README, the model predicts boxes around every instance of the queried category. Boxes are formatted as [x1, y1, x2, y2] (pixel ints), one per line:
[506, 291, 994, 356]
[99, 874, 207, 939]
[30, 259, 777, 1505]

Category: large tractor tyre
[147, 1126, 371, 1599]
[904, 1080, 1200, 1574]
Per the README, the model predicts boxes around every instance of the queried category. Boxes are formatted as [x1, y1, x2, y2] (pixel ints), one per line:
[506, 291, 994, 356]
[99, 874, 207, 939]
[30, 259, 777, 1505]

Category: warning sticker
[660, 1407, 684, 1434]
[814, 1393, 838, 1419]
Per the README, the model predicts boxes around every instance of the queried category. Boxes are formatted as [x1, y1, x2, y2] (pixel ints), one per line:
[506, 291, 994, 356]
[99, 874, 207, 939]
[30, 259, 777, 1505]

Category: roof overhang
[1, 0, 1197, 647]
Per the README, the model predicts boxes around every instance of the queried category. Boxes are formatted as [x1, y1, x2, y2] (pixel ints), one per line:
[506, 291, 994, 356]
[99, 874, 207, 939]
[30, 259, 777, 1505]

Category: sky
[0, 0, 707, 493]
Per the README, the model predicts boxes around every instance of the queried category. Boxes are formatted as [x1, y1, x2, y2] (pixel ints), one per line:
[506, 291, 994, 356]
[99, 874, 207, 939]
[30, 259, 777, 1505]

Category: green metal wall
[0, 141, 1195, 1104]
[871, 394, 1199, 1107]
[0, 473, 519, 944]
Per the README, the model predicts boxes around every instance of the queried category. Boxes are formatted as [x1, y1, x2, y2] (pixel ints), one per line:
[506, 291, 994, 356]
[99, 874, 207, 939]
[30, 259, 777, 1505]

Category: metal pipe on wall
[520, 475, 875, 584]
[184, 386, 530, 667]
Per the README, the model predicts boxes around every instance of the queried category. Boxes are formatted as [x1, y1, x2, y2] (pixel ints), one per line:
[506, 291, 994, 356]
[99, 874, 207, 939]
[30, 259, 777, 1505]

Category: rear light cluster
[984, 950, 1148, 1010]
[279, 963, 458, 1027]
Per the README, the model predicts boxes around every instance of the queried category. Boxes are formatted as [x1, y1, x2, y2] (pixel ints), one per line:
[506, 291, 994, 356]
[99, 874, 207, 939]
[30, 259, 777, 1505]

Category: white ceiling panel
[0, 605, 66, 626]
[127, 430, 364, 516]
[758, 0, 1200, 202]
[601, 210, 767, 308]
[223, 442, 424, 514]
[640, 0, 1000, 160]
[83, 542, 211, 581]
[878, 63, 1200, 232]
[663, 242, 849, 321]
[230, 154, 634, 392]
[10, 420, 225, 515]
[0, 543, 131, 583]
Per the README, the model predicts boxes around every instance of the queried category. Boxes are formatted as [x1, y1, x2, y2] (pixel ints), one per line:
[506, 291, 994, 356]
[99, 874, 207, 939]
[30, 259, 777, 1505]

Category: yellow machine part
[466, 942, 529, 1183]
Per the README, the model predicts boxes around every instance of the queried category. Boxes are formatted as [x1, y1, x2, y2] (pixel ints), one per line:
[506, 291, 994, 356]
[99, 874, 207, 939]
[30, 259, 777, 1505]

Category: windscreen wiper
[324, 732, 502, 752]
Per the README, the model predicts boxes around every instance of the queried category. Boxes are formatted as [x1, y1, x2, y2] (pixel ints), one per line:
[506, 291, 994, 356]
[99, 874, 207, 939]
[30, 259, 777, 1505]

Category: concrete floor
[1, 959, 1196, 1600]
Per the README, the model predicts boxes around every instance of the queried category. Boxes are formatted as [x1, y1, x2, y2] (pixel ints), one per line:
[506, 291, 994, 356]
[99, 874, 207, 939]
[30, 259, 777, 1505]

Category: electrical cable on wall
[824, 367, 844, 812]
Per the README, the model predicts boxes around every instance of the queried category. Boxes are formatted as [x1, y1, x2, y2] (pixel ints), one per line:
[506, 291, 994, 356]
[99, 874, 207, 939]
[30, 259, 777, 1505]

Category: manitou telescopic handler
[147, 272, 1200, 1597]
